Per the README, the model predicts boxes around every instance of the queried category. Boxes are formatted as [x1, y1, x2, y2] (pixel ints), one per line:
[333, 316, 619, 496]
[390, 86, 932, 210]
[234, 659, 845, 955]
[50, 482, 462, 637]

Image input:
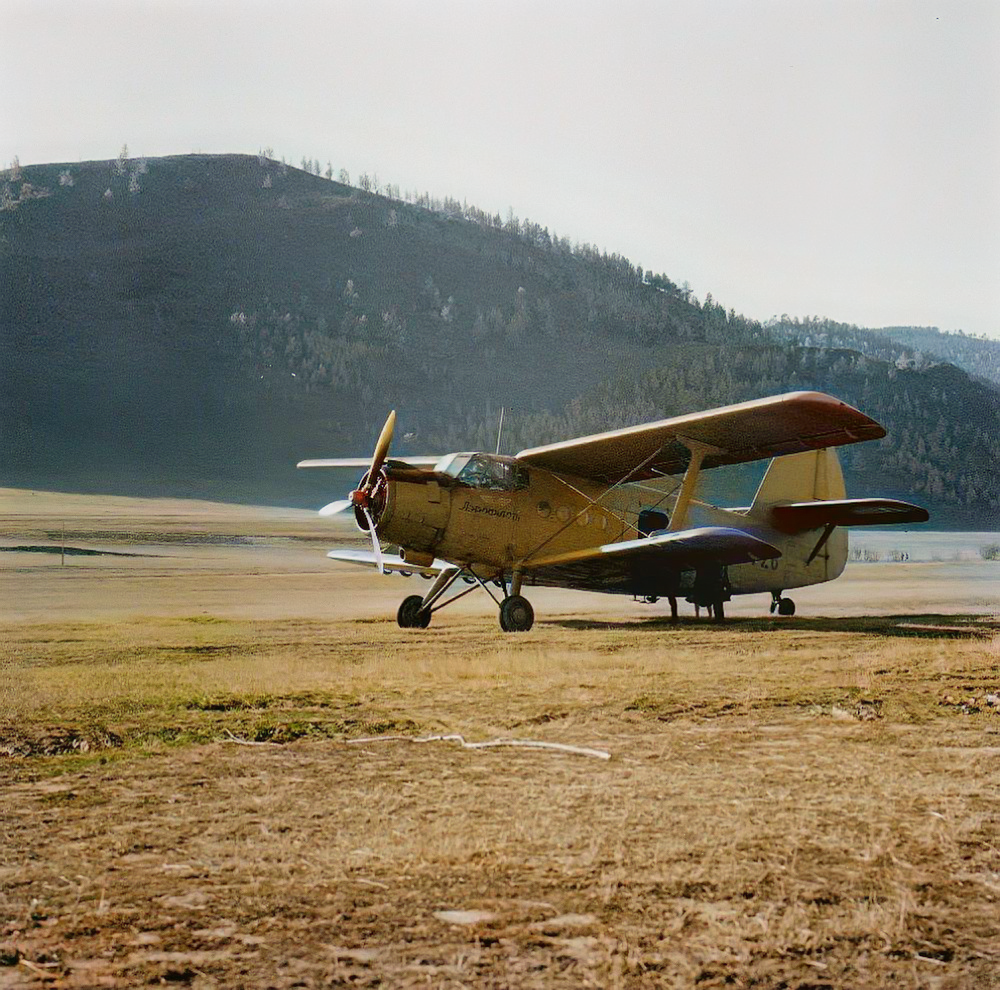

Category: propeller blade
[365, 410, 396, 489]
[318, 498, 353, 517]
[361, 506, 384, 574]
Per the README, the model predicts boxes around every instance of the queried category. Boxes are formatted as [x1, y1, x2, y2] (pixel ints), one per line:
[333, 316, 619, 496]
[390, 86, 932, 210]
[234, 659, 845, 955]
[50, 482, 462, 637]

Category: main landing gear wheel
[397, 594, 431, 629]
[711, 599, 725, 623]
[499, 595, 534, 632]
[776, 597, 796, 616]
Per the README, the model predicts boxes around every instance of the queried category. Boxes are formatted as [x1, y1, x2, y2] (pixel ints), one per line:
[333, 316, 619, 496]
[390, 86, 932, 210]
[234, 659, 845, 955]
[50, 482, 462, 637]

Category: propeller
[365, 410, 396, 490]
[318, 411, 396, 574]
[318, 498, 353, 517]
[359, 506, 384, 574]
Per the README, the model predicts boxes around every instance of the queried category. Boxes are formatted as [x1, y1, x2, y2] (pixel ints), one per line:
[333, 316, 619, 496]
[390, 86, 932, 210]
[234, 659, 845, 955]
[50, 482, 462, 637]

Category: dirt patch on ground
[0, 726, 125, 758]
[3, 725, 999, 988]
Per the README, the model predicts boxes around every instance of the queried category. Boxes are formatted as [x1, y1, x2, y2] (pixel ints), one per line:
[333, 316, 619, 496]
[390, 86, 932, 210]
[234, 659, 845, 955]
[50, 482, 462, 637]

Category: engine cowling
[376, 471, 452, 555]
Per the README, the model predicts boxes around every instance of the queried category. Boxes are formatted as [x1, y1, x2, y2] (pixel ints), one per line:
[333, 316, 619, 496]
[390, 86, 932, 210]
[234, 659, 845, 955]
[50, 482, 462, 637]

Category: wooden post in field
[61, 521, 65, 567]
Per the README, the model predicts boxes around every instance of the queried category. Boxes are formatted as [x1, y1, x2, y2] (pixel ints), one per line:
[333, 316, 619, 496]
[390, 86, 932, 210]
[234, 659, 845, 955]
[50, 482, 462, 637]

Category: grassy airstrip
[1, 488, 998, 988]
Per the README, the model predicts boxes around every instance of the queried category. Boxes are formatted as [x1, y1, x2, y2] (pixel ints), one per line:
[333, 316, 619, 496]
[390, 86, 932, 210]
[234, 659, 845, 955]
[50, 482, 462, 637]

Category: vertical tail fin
[750, 448, 846, 513]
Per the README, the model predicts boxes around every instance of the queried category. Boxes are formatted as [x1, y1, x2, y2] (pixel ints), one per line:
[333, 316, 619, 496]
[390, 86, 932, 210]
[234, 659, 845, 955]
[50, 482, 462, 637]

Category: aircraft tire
[712, 599, 726, 623]
[397, 595, 431, 629]
[499, 595, 534, 632]
[777, 597, 796, 616]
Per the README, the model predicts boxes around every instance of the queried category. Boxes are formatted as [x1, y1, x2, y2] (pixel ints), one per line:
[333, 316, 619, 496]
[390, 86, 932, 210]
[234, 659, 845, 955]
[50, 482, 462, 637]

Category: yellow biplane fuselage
[371, 451, 847, 599]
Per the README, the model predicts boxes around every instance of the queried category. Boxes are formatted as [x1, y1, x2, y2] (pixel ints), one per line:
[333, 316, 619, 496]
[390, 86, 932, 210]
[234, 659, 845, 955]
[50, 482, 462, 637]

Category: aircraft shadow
[542, 613, 998, 640]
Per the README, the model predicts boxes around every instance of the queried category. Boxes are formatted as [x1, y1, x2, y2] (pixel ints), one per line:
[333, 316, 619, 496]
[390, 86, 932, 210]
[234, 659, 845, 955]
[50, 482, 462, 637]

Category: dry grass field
[1, 488, 999, 988]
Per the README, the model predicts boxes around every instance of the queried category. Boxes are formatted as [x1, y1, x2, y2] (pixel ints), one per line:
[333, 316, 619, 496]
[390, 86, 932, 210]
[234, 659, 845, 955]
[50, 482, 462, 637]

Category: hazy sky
[5, 0, 999, 336]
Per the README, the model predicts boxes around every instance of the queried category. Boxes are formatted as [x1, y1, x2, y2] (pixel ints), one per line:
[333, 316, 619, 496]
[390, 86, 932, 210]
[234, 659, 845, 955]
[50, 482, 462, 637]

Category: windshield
[434, 453, 473, 477]
[438, 453, 528, 491]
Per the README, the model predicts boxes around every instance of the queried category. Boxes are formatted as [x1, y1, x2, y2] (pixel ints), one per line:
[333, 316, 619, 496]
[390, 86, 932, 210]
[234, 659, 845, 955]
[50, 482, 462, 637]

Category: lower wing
[325, 548, 450, 576]
[521, 526, 781, 594]
[325, 528, 779, 595]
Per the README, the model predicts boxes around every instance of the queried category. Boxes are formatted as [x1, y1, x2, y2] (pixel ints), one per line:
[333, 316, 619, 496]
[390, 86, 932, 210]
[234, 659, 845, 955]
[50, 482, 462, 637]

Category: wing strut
[519, 440, 673, 568]
[666, 440, 715, 531]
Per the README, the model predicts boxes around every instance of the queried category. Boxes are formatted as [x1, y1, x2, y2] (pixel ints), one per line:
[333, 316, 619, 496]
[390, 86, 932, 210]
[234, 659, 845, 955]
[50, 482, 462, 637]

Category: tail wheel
[397, 595, 431, 629]
[499, 595, 534, 632]
[777, 597, 796, 616]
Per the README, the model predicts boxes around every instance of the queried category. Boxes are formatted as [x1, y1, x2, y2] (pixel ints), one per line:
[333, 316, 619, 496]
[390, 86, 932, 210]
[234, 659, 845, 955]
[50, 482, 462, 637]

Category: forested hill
[2, 152, 998, 527]
[768, 318, 1000, 387]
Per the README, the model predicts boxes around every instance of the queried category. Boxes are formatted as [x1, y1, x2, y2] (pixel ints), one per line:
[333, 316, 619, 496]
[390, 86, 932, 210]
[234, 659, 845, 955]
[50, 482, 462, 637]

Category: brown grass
[1, 489, 998, 987]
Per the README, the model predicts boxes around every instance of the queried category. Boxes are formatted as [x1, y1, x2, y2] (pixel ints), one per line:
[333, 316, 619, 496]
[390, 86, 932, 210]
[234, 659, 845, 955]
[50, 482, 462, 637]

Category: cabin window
[453, 453, 529, 491]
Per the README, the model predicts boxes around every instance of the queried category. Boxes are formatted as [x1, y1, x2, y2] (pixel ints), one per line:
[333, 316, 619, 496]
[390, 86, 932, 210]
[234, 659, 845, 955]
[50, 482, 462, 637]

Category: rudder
[748, 448, 849, 583]
[750, 448, 846, 513]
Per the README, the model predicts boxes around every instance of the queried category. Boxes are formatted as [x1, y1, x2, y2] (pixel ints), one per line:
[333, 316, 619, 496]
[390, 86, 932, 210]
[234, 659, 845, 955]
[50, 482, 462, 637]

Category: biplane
[298, 391, 928, 631]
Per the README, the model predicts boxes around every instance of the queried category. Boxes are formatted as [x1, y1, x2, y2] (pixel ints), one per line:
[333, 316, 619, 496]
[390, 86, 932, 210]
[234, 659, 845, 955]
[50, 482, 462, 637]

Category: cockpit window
[434, 453, 472, 477]
[449, 453, 529, 491]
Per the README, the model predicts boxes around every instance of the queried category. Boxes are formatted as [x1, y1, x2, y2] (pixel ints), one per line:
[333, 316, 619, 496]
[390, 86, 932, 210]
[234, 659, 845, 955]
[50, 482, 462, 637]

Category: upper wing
[298, 457, 442, 469]
[770, 498, 929, 532]
[515, 391, 885, 484]
[521, 527, 781, 594]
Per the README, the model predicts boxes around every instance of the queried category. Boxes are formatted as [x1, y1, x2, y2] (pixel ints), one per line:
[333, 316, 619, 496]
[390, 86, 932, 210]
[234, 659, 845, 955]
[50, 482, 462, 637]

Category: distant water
[848, 531, 1000, 563]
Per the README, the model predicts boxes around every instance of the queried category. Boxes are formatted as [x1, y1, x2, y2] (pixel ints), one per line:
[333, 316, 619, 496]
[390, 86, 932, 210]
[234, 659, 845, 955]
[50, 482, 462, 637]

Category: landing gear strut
[394, 565, 536, 632]
[770, 591, 796, 616]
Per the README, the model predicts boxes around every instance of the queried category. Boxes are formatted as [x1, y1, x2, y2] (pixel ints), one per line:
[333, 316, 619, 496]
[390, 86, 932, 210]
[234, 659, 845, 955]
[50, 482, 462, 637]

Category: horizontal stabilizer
[522, 527, 781, 594]
[771, 498, 929, 532]
[325, 548, 449, 575]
